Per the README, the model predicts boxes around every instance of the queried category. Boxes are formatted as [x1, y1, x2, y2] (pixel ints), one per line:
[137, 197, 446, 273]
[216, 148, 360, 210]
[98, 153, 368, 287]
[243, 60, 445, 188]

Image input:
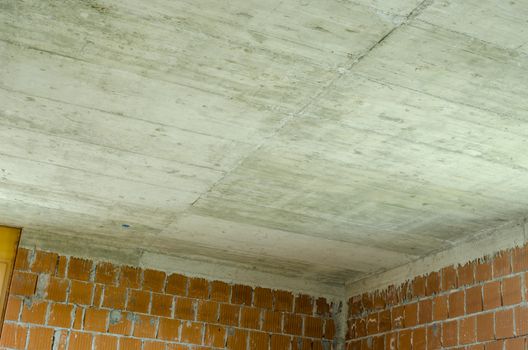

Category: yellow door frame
[0, 226, 22, 335]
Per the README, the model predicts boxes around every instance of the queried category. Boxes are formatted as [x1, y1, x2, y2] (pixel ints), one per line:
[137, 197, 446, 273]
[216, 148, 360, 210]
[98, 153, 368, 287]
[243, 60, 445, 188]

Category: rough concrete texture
[1, 0, 528, 296]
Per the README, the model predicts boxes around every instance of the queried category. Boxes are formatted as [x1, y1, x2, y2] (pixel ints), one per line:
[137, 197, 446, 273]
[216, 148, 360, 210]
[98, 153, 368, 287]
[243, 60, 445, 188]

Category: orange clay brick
[143, 269, 166, 293]
[175, 297, 196, 321]
[68, 331, 93, 350]
[210, 280, 230, 302]
[0, 323, 28, 349]
[21, 301, 48, 325]
[166, 273, 188, 296]
[95, 262, 119, 285]
[133, 314, 157, 339]
[219, 303, 240, 326]
[119, 338, 141, 350]
[151, 293, 173, 318]
[69, 280, 94, 305]
[492, 251, 512, 278]
[232, 284, 253, 306]
[295, 294, 313, 315]
[45, 277, 69, 302]
[126, 289, 151, 314]
[94, 334, 118, 350]
[119, 266, 141, 289]
[102, 285, 127, 309]
[158, 317, 181, 342]
[27, 328, 53, 350]
[83, 308, 109, 333]
[4, 296, 22, 321]
[227, 329, 248, 350]
[501, 275, 522, 306]
[254, 287, 273, 309]
[68, 257, 93, 282]
[48, 303, 74, 328]
[188, 277, 208, 299]
[14, 248, 30, 271]
[197, 300, 218, 323]
[204, 324, 226, 348]
[30, 251, 58, 274]
[274, 290, 294, 312]
[10, 271, 37, 296]
[181, 321, 203, 344]
[108, 311, 133, 336]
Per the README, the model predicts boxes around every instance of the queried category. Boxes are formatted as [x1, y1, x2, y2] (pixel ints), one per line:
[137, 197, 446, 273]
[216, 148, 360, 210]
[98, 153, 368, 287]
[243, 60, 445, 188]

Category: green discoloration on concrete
[2, 0, 528, 301]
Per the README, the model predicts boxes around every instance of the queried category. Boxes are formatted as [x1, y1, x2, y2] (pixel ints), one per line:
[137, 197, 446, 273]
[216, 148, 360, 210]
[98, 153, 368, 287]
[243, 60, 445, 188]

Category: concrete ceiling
[1, 0, 528, 296]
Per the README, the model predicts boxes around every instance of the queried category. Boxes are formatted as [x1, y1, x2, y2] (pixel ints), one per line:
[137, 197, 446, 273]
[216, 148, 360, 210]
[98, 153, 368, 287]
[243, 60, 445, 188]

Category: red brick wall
[346, 244, 528, 350]
[0, 248, 336, 350]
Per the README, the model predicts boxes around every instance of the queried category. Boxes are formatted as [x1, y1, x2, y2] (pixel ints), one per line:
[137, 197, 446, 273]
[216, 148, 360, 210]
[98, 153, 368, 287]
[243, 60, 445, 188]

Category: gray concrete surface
[1, 0, 527, 296]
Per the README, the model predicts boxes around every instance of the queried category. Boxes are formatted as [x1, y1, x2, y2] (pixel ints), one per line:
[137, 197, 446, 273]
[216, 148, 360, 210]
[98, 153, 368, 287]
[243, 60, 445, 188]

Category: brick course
[0, 248, 336, 350]
[346, 244, 528, 349]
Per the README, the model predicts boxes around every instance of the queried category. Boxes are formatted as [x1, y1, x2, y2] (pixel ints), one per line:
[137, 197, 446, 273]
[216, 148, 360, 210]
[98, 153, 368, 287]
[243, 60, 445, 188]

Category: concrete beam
[345, 218, 528, 298]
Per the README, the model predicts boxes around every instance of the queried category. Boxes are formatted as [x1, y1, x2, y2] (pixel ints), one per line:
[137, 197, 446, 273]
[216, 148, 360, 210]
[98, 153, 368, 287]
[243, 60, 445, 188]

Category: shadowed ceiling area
[1, 0, 527, 294]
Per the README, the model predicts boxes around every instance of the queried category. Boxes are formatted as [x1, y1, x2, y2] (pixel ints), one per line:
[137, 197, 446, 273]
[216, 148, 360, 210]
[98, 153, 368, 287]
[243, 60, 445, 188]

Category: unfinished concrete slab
[1, 0, 527, 297]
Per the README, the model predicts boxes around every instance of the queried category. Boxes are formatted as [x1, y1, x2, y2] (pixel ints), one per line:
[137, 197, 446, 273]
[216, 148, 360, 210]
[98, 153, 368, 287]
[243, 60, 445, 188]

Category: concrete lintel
[20, 228, 345, 300]
[140, 251, 346, 300]
[345, 218, 527, 298]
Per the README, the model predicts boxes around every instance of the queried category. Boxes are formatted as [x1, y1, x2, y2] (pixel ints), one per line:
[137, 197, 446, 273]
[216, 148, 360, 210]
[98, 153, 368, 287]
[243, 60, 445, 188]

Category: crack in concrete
[414, 19, 528, 60]
[183, 0, 436, 218]
[341, 0, 434, 70]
